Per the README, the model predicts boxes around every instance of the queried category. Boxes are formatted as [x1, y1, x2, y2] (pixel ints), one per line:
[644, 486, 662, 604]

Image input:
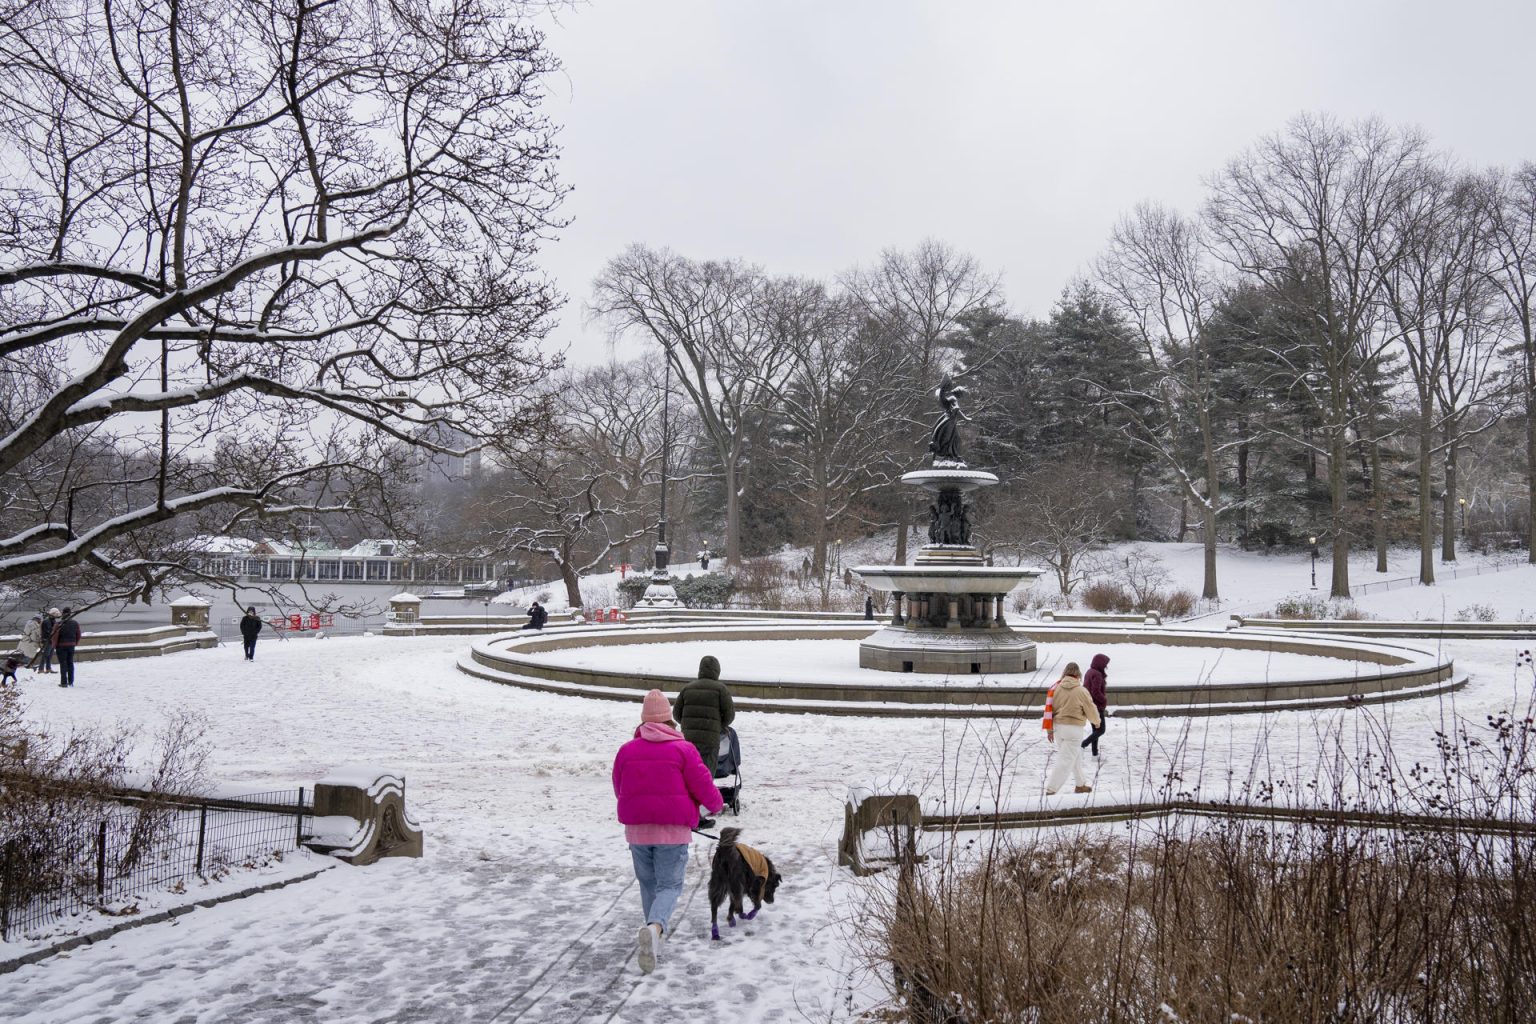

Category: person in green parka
[674, 655, 735, 828]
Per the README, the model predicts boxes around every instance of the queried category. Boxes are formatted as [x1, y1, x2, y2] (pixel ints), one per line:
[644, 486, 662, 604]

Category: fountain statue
[852, 378, 1044, 674]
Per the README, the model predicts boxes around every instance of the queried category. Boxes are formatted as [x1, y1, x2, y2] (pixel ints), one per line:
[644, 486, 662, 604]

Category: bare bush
[861, 692, 1536, 1023]
[0, 692, 210, 917]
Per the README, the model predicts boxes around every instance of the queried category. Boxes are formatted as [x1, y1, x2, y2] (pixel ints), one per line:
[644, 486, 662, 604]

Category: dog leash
[691, 827, 720, 842]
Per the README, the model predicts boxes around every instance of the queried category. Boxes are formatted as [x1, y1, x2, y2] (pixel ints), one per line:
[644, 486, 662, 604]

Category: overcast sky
[535, 0, 1536, 365]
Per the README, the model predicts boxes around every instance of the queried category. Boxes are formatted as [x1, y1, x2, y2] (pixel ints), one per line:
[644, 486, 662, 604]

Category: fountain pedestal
[854, 466, 1043, 674]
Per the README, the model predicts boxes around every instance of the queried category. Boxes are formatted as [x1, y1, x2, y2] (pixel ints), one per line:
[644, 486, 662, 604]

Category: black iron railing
[0, 787, 312, 941]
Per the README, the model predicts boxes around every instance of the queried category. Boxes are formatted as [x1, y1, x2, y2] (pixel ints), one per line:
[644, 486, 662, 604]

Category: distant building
[186, 537, 507, 586]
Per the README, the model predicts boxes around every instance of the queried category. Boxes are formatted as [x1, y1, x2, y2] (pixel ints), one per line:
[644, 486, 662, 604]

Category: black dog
[709, 827, 782, 940]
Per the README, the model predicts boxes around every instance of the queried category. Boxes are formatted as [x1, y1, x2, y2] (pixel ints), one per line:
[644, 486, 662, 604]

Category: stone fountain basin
[851, 565, 1045, 595]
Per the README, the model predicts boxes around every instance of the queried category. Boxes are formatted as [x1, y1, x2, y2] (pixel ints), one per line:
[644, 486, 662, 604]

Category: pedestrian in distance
[51, 607, 82, 688]
[1044, 661, 1100, 795]
[20, 614, 43, 670]
[1, 651, 21, 686]
[37, 607, 58, 674]
[612, 689, 724, 975]
[1081, 653, 1111, 758]
[521, 600, 548, 630]
[674, 655, 735, 829]
[239, 606, 264, 661]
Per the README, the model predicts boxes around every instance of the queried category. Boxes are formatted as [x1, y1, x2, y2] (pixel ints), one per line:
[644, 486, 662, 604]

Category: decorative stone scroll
[838, 779, 922, 876]
[304, 770, 424, 866]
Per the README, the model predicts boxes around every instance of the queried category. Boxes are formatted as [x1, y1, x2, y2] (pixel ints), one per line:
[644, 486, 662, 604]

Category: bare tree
[843, 239, 1001, 563]
[591, 246, 792, 567]
[1206, 114, 1429, 597]
[770, 279, 909, 604]
[1482, 164, 1536, 563]
[489, 366, 662, 608]
[0, 0, 564, 596]
[1097, 202, 1228, 600]
[988, 457, 1118, 598]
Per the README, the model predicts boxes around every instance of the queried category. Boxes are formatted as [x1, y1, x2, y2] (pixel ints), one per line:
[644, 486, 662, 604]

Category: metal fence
[1351, 558, 1530, 596]
[0, 788, 311, 940]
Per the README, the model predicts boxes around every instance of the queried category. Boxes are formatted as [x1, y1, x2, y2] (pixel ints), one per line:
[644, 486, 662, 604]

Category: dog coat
[738, 842, 771, 897]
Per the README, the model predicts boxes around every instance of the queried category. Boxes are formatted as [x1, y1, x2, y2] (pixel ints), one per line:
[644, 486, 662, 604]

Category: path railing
[0, 787, 311, 940]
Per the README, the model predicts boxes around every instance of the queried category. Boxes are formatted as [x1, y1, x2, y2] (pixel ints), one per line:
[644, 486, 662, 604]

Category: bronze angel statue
[928, 374, 970, 463]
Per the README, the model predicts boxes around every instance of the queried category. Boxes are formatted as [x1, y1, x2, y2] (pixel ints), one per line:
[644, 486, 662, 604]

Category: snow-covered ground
[1, 543, 1533, 1022]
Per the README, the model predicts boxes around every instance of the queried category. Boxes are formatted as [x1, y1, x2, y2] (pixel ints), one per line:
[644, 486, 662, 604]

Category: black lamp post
[1309, 535, 1318, 590]
[1459, 497, 1467, 539]
[637, 355, 678, 606]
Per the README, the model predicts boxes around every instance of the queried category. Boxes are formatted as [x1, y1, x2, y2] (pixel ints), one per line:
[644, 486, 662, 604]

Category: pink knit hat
[640, 689, 672, 723]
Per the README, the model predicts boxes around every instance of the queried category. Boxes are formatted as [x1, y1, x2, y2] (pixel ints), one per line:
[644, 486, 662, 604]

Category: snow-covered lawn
[1, 544, 1533, 1022]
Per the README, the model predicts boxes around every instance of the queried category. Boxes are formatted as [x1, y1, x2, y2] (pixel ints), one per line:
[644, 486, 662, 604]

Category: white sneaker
[637, 923, 661, 974]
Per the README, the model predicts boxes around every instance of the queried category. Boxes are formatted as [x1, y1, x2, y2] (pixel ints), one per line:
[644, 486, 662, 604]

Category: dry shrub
[877, 816, 1536, 1024]
[0, 689, 209, 917]
[865, 693, 1536, 1023]
[732, 556, 789, 608]
[1153, 588, 1196, 618]
[1080, 580, 1134, 613]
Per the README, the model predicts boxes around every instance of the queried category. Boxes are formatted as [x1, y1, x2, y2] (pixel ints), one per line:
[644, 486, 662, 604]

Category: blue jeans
[630, 843, 689, 930]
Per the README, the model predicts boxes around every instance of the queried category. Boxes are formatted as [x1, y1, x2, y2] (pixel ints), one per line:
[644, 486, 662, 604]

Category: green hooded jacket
[674, 655, 735, 773]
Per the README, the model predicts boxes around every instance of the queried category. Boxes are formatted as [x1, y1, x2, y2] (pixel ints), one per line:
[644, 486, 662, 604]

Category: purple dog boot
[711, 924, 720, 941]
[743, 909, 758, 921]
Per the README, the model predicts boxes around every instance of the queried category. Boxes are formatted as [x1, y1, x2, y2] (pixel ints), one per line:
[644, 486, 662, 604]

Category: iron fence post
[96, 820, 107, 896]
[1, 838, 15, 940]
[195, 806, 208, 876]
[295, 787, 306, 848]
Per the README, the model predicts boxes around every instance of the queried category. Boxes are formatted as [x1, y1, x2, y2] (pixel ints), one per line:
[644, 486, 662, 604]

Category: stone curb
[0, 865, 336, 975]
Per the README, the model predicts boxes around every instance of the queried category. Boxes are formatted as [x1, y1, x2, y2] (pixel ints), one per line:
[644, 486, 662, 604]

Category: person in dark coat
[673, 655, 735, 828]
[1081, 652, 1110, 757]
[239, 607, 264, 661]
[37, 608, 58, 674]
[522, 601, 548, 630]
[51, 607, 81, 688]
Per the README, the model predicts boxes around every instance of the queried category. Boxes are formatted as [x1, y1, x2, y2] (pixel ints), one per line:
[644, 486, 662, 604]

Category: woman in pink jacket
[613, 689, 724, 974]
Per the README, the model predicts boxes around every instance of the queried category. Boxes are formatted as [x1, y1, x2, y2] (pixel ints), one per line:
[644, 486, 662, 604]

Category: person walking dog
[674, 655, 735, 828]
[51, 607, 82, 688]
[1044, 663, 1101, 795]
[612, 689, 724, 975]
[1081, 652, 1111, 758]
[239, 607, 264, 661]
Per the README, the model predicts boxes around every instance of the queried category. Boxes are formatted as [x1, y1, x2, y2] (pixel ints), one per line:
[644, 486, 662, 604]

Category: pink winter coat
[612, 722, 724, 826]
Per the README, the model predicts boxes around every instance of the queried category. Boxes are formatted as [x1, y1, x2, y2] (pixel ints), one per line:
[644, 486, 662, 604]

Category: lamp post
[637, 355, 680, 607]
[1459, 497, 1467, 539]
[1309, 535, 1318, 590]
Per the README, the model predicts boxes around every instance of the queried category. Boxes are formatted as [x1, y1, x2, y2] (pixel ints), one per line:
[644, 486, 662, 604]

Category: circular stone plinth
[456, 618, 1463, 718]
[859, 625, 1036, 674]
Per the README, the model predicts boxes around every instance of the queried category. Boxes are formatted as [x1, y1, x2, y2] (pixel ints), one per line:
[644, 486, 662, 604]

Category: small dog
[709, 827, 782, 940]
[0, 651, 21, 687]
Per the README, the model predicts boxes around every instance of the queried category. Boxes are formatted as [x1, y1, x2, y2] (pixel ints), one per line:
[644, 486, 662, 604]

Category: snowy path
[0, 629, 1528, 1021]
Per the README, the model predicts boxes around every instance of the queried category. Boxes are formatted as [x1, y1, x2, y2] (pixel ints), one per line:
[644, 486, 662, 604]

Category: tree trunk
[894, 504, 912, 565]
[1529, 390, 1536, 563]
[1201, 424, 1219, 600]
[1417, 412, 1435, 585]
[1176, 496, 1189, 544]
[559, 559, 582, 610]
[724, 457, 741, 568]
[1441, 429, 1457, 563]
[1329, 428, 1351, 599]
[1237, 439, 1251, 551]
[1371, 439, 1387, 574]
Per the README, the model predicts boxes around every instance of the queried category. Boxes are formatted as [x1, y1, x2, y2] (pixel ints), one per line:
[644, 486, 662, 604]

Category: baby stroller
[714, 726, 743, 815]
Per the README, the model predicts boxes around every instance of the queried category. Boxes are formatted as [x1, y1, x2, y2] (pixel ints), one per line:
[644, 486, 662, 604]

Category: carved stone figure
[928, 374, 970, 464]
